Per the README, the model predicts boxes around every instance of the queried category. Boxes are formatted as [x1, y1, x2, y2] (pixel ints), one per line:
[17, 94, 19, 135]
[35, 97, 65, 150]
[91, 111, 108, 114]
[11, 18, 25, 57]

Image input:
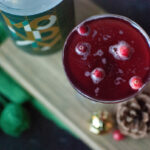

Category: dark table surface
[0, 104, 91, 150]
[94, 0, 150, 34]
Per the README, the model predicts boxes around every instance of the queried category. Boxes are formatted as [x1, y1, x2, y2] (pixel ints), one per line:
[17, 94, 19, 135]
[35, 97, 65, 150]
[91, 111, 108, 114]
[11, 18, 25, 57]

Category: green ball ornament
[0, 103, 30, 137]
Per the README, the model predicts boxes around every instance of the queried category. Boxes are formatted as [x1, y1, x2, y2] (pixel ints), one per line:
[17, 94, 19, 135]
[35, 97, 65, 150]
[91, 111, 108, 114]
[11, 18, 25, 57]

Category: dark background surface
[0, 104, 91, 150]
[93, 0, 150, 34]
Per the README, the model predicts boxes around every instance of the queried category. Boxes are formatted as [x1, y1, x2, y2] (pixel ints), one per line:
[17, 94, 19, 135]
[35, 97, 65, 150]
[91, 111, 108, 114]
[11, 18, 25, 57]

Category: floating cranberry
[75, 43, 90, 55]
[129, 76, 143, 90]
[77, 25, 89, 36]
[91, 68, 105, 84]
[118, 45, 131, 59]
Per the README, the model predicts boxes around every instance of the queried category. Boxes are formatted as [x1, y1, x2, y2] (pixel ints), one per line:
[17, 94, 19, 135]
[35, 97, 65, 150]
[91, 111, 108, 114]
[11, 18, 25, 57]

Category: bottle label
[0, 9, 62, 52]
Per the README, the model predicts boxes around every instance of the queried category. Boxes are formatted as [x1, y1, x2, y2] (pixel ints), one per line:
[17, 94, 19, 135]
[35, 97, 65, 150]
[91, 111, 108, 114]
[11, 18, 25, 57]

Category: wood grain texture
[0, 0, 150, 150]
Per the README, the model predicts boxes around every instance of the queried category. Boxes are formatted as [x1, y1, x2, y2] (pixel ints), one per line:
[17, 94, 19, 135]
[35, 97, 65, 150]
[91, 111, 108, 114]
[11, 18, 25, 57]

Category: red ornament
[129, 76, 143, 90]
[113, 130, 124, 141]
[77, 25, 89, 36]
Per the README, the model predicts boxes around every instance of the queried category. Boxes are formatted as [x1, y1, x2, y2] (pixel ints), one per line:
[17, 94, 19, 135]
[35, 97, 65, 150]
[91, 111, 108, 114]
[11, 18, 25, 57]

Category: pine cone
[116, 93, 150, 139]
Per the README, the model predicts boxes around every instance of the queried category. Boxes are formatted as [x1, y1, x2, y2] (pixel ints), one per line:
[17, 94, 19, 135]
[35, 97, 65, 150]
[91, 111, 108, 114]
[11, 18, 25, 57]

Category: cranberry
[77, 25, 89, 36]
[129, 76, 143, 90]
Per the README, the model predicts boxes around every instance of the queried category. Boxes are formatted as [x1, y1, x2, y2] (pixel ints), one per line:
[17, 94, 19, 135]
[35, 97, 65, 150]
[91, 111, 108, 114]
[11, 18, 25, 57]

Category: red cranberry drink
[63, 14, 150, 103]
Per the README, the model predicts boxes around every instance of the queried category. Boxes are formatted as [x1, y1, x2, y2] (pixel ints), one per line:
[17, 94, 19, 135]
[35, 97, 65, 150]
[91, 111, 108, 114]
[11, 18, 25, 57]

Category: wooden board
[0, 0, 150, 149]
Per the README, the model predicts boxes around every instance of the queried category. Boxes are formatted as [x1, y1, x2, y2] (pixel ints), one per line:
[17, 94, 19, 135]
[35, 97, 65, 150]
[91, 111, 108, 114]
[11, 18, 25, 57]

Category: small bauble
[89, 111, 113, 135]
[113, 130, 124, 141]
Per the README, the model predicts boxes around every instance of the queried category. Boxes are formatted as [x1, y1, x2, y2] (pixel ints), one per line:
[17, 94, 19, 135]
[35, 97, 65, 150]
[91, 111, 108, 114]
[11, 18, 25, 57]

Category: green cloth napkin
[0, 23, 77, 137]
[0, 70, 73, 133]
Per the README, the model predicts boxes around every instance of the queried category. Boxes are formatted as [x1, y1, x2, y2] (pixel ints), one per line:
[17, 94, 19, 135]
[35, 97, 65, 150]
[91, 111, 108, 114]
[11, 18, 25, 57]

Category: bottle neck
[0, 0, 63, 16]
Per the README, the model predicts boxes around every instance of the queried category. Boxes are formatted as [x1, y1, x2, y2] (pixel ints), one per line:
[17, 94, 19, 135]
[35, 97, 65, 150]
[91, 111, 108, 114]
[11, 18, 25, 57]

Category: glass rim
[0, 0, 62, 16]
[62, 13, 150, 104]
